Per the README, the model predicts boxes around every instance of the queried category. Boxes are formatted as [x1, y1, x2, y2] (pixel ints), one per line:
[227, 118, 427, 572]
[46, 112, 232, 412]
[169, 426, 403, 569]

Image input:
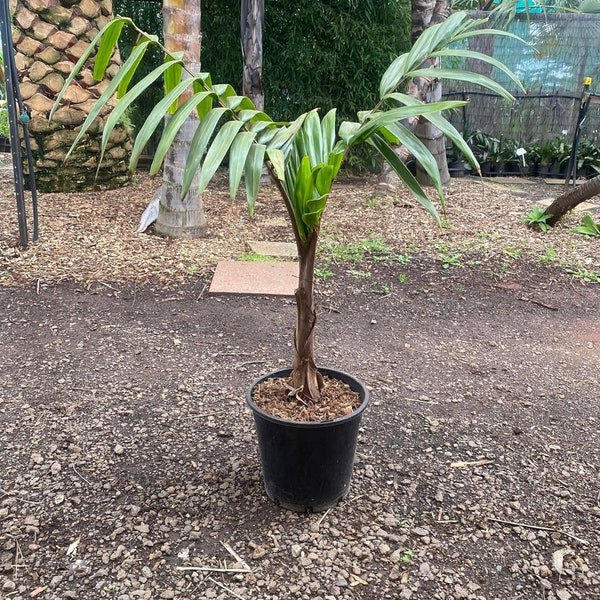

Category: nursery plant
[53, 11, 522, 510]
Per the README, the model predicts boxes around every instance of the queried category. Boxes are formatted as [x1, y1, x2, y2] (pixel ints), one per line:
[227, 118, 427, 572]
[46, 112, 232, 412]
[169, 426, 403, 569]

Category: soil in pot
[247, 368, 369, 513]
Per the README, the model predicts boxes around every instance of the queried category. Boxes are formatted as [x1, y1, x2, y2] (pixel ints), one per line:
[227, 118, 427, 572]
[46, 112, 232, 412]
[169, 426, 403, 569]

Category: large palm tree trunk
[241, 0, 264, 110]
[378, 0, 451, 190]
[11, 0, 133, 192]
[155, 0, 207, 238]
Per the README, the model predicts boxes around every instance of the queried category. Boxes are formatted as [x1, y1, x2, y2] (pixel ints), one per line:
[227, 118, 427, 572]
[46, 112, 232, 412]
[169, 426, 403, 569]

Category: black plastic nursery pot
[246, 367, 369, 513]
[448, 160, 466, 178]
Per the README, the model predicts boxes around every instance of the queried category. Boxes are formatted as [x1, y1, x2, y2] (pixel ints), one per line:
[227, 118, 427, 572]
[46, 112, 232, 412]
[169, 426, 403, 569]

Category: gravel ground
[1, 159, 599, 600]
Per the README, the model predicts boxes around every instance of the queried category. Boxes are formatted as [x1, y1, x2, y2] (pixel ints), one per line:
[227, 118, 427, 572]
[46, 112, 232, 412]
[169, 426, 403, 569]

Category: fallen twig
[196, 283, 208, 301]
[220, 541, 251, 572]
[71, 464, 92, 486]
[518, 296, 558, 311]
[97, 281, 120, 293]
[176, 566, 251, 574]
[487, 517, 588, 545]
[208, 576, 247, 600]
[316, 507, 331, 527]
[450, 459, 494, 468]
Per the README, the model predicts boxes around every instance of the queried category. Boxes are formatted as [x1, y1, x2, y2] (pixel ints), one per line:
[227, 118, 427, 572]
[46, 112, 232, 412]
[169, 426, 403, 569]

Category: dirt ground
[1, 162, 599, 600]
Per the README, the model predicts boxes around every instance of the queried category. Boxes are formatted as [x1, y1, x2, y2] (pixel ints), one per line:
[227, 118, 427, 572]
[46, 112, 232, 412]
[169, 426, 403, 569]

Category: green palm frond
[51, 12, 523, 247]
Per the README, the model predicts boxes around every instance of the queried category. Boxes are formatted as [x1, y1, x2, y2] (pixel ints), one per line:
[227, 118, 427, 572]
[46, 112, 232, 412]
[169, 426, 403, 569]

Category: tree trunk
[545, 175, 600, 226]
[291, 231, 324, 402]
[155, 0, 207, 238]
[11, 0, 133, 192]
[241, 0, 264, 110]
[378, 0, 451, 191]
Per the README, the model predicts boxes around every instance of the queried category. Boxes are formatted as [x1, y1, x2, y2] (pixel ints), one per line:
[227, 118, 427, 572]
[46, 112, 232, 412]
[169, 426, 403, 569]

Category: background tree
[155, 0, 206, 238]
[241, 0, 264, 110]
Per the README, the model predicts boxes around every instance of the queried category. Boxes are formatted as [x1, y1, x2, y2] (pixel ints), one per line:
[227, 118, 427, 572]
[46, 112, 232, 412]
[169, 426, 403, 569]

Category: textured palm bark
[241, 0, 264, 110]
[377, 0, 451, 191]
[155, 0, 207, 238]
[545, 175, 600, 226]
[11, 0, 133, 191]
[291, 231, 324, 402]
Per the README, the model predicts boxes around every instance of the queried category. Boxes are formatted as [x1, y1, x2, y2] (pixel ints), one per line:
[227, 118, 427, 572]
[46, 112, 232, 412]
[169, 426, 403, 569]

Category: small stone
[31, 452, 44, 464]
[252, 546, 267, 559]
[379, 543, 391, 555]
[291, 544, 302, 558]
[556, 590, 572, 600]
[114, 444, 125, 455]
[141, 566, 153, 578]
[2, 580, 16, 592]
[412, 527, 429, 537]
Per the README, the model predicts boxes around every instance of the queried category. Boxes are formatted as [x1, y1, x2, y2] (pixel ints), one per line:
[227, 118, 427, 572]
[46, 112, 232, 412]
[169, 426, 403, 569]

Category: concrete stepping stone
[247, 240, 297, 258]
[209, 261, 298, 296]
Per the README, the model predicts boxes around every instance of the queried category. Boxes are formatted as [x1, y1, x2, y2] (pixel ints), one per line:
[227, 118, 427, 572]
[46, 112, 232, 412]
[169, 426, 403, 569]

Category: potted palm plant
[53, 11, 521, 512]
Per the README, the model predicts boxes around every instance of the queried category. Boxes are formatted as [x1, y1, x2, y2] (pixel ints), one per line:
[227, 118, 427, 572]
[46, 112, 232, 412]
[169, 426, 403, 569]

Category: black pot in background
[536, 163, 552, 178]
[448, 160, 466, 178]
[246, 367, 369, 513]
[480, 160, 495, 177]
[502, 161, 521, 176]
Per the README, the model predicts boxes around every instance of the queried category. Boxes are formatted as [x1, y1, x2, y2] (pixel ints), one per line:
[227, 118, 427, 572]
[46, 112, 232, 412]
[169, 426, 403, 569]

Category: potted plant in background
[447, 135, 468, 177]
[497, 137, 520, 176]
[577, 137, 600, 179]
[53, 12, 522, 512]
[535, 138, 557, 178]
[552, 136, 571, 178]
[467, 130, 500, 176]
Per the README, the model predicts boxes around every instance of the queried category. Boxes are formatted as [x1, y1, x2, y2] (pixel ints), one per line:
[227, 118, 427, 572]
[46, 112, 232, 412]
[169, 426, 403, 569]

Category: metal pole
[1, 0, 38, 245]
[565, 77, 592, 187]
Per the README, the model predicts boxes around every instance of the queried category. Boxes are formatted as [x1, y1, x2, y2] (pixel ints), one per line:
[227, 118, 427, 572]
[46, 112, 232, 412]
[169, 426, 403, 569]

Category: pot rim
[246, 367, 370, 428]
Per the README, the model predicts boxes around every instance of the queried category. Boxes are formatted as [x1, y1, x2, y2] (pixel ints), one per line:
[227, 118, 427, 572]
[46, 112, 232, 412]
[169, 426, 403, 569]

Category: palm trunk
[155, 0, 207, 238]
[12, 0, 133, 192]
[291, 231, 324, 401]
[241, 0, 264, 110]
[545, 175, 600, 226]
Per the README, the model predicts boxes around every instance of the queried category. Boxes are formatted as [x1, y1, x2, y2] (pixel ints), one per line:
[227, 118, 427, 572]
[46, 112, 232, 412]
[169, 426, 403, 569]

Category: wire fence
[442, 89, 600, 146]
[442, 12, 600, 147]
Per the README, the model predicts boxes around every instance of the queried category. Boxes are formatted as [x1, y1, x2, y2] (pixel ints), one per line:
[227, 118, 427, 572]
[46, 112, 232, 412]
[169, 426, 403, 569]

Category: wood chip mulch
[1, 158, 598, 288]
